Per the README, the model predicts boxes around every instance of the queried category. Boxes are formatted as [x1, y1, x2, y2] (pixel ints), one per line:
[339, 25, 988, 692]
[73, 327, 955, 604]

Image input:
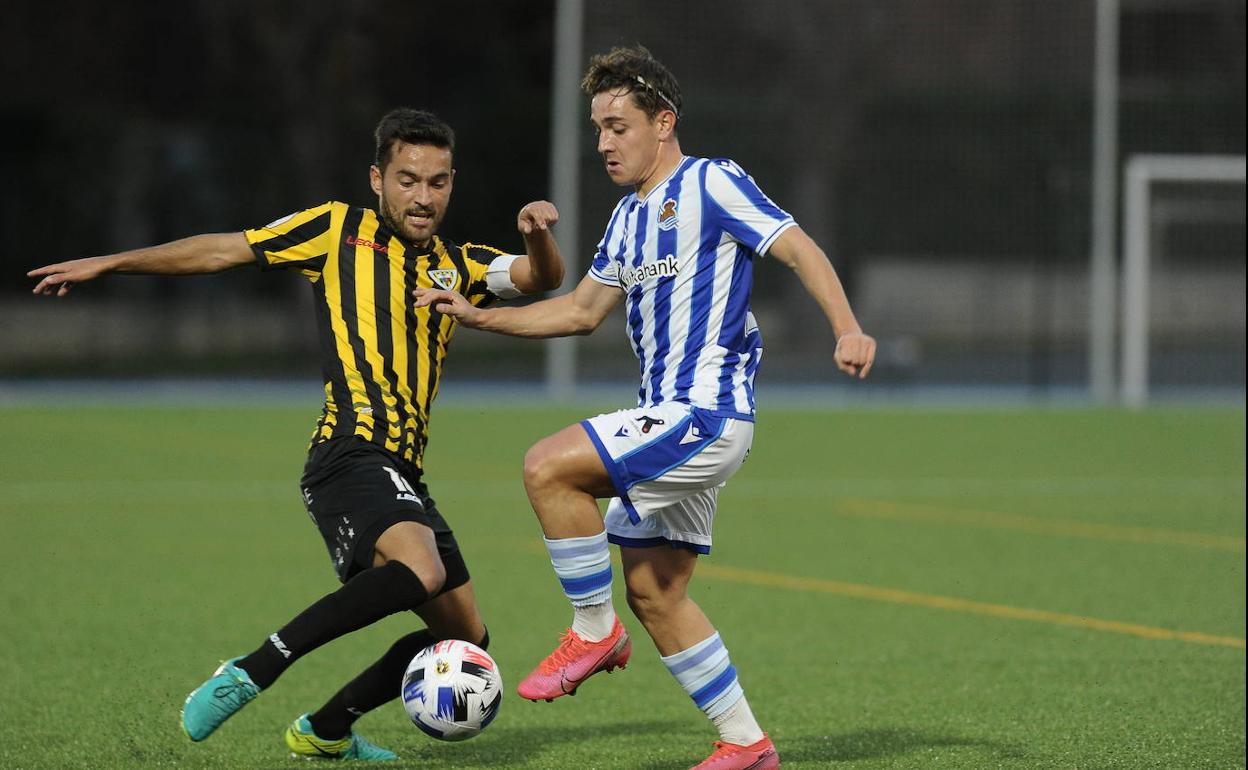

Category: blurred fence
[2, 0, 1243, 399]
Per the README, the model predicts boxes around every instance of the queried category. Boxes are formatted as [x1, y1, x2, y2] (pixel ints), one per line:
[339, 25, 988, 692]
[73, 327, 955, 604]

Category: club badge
[429, 269, 458, 290]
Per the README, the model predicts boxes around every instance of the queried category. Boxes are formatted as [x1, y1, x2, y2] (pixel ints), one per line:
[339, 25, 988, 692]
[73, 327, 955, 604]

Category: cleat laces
[538, 629, 592, 673]
[209, 671, 258, 713]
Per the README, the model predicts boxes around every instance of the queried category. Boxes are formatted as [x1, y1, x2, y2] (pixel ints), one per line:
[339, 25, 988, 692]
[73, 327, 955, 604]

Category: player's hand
[28, 256, 111, 297]
[517, 201, 559, 235]
[413, 287, 483, 327]
[835, 331, 876, 379]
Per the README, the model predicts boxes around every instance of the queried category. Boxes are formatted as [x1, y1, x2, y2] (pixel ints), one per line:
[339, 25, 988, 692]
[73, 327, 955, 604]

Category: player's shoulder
[703, 157, 752, 180]
[300, 200, 353, 217]
[452, 241, 511, 266]
[607, 191, 639, 219]
[461, 242, 507, 258]
[254, 201, 347, 232]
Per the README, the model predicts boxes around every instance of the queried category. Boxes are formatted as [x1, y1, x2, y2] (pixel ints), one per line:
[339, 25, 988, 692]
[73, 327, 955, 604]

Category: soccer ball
[401, 639, 503, 741]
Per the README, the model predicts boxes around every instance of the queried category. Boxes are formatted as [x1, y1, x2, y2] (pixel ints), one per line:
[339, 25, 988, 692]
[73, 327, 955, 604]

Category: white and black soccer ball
[401, 639, 502, 741]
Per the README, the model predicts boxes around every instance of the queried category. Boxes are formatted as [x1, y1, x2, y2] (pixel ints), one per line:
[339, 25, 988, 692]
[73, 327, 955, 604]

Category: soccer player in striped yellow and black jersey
[246, 200, 509, 468]
[29, 108, 565, 760]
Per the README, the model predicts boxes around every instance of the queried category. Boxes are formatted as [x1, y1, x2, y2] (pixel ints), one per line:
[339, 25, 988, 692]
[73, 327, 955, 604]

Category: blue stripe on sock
[691, 664, 738, 709]
[665, 636, 725, 677]
[558, 566, 613, 596]
[546, 537, 608, 559]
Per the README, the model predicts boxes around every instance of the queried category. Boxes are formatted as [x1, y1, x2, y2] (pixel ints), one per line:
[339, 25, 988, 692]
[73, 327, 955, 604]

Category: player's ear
[369, 165, 383, 196]
[656, 110, 676, 140]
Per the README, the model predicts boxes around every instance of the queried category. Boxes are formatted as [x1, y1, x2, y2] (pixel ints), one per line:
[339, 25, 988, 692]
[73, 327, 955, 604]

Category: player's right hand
[28, 256, 110, 297]
[413, 287, 483, 327]
[835, 331, 877, 379]
[517, 200, 559, 235]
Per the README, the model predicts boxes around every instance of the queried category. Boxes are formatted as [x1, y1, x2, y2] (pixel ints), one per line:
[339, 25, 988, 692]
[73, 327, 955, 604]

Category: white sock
[711, 696, 765, 746]
[571, 600, 616, 642]
[543, 532, 616, 642]
[661, 632, 763, 745]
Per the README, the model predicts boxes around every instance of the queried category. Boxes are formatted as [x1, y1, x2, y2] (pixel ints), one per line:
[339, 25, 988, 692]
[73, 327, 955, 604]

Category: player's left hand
[517, 201, 559, 235]
[413, 287, 483, 327]
[28, 256, 110, 297]
[835, 331, 876, 379]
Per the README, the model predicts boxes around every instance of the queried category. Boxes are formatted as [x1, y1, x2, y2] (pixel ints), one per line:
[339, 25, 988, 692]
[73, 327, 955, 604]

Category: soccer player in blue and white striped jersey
[415, 45, 876, 769]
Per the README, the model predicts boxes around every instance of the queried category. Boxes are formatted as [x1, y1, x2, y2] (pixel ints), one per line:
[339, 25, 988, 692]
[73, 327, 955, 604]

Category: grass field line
[834, 498, 1247, 552]
[513, 542, 1246, 651]
[695, 563, 1248, 651]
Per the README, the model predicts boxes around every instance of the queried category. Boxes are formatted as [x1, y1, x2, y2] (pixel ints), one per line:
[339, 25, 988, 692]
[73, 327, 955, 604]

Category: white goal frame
[1119, 154, 1246, 409]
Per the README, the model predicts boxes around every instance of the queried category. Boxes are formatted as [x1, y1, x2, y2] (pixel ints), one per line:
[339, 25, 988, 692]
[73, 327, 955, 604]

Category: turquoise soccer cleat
[180, 657, 261, 741]
[285, 713, 398, 761]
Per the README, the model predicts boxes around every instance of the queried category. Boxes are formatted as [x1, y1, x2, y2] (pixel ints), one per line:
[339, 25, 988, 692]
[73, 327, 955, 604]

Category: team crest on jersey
[658, 198, 679, 231]
[429, 269, 458, 290]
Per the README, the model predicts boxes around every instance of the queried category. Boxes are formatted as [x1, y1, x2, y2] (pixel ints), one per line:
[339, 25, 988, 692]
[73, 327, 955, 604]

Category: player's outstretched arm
[28, 233, 254, 297]
[768, 226, 876, 379]
[510, 200, 566, 293]
[414, 274, 622, 338]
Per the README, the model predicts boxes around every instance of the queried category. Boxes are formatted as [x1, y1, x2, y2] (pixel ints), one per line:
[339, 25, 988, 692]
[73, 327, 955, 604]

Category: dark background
[2, 0, 1243, 393]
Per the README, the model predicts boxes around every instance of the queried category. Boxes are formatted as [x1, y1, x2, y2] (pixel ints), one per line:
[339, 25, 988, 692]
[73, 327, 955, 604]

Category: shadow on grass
[241, 722, 1026, 769]
[780, 727, 1027, 764]
[391, 718, 677, 768]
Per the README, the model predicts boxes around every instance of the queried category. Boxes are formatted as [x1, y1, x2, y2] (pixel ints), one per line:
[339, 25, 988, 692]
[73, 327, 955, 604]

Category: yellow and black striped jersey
[244, 201, 512, 470]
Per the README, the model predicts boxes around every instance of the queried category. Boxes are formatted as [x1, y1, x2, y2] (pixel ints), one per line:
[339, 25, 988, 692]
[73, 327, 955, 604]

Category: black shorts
[300, 436, 469, 588]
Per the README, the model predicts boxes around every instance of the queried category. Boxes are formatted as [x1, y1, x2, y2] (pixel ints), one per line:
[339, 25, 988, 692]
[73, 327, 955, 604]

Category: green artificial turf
[0, 405, 1243, 768]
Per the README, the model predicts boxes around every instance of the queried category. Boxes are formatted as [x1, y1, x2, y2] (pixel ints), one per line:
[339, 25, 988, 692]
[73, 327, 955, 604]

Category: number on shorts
[382, 466, 416, 495]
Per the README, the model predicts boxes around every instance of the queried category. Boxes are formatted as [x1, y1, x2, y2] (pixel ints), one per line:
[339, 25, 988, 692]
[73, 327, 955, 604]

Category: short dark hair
[374, 108, 455, 170]
[581, 45, 682, 123]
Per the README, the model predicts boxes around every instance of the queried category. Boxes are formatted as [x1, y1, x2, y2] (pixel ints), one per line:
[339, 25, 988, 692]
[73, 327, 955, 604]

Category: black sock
[237, 560, 429, 690]
[308, 627, 490, 740]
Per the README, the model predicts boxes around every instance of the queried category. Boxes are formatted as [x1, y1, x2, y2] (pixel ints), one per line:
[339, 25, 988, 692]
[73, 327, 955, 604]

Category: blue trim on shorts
[607, 533, 711, 555]
[618, 495, 643, 524]
[615, 413, 693, 464]
[580, 419, 629, 497]
[580, 420, 643, 523]
[623, 414, 727, 487]
[701, 408, 755, 422]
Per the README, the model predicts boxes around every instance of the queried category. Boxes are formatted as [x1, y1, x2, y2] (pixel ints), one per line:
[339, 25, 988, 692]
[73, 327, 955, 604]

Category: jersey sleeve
[588, 198, 629, 288]
[244, 202, 338, 281]
[703, 160, 796, 257]
[461, 244, 518, 307]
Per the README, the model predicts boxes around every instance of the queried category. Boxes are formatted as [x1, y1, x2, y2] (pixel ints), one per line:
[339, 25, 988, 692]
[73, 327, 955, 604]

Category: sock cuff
[543, 531, 608, 558]
[661, 632, 724, 672]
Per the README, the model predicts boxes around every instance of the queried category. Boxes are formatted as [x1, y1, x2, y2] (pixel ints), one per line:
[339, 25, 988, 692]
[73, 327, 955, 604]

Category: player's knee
[421, 560, 447, 596]
[522, 441, 560, 494]
[392, 555, 446, 597]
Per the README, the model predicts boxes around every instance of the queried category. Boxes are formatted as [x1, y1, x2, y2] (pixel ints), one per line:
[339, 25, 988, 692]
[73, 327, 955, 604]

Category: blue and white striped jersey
[588, 156, 795, 419]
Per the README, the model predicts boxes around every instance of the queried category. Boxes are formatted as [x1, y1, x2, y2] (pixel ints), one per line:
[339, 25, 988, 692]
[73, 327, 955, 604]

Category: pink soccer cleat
[690, 733, 780, 769]
[516, 617, 632, 701]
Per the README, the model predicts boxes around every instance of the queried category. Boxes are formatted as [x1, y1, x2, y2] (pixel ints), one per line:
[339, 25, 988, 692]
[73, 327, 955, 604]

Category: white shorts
[580, 402, 753, 554]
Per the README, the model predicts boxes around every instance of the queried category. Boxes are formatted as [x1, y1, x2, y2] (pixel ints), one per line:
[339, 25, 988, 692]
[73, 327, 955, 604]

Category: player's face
[370, 142, 454, 247]
[590, 90, 665, 189]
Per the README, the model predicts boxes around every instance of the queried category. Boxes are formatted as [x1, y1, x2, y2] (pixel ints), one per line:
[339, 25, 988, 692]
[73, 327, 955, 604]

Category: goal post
[1120, 154, 1246, 408]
